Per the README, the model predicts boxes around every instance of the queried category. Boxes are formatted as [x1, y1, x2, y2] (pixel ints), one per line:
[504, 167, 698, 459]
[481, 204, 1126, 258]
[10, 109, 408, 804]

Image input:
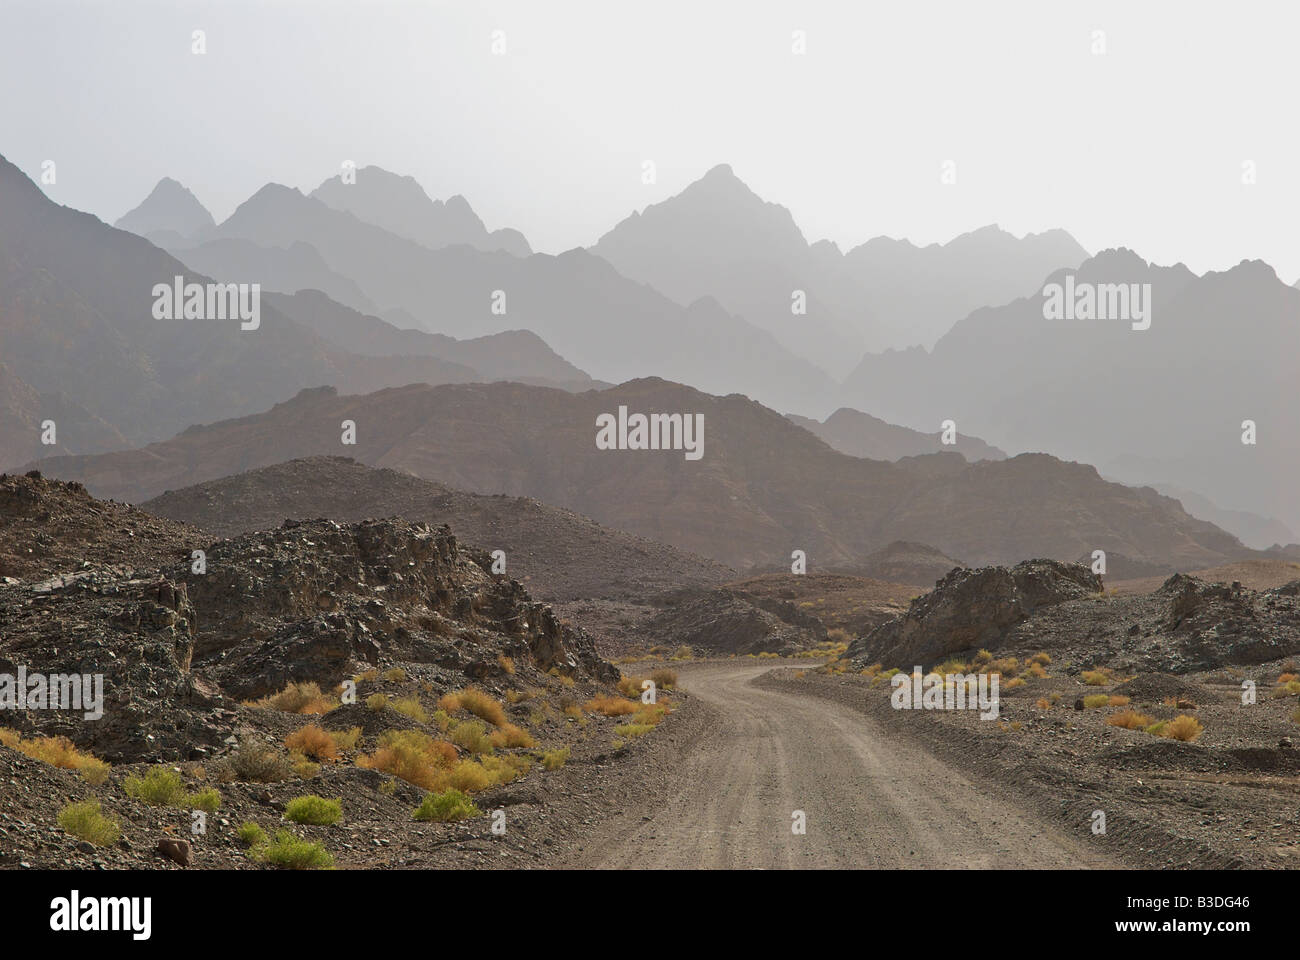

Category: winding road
[576, 661, 1115, 869]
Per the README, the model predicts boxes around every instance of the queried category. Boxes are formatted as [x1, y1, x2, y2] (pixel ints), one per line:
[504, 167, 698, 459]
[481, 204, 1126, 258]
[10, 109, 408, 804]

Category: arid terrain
[3, 469, 1297, 870]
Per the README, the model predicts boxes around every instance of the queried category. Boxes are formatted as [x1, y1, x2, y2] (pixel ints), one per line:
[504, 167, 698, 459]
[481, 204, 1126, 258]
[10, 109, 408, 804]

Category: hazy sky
[3, 0, 1297, 280]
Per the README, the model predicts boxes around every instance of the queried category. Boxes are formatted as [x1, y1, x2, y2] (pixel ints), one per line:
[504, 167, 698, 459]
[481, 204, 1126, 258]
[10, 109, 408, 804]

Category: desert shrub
[935, 658, 969, 675]
[987, 658, 1020, 679]
[1162, 715, 1203, 742]
[631, 703, 670, 726]
[382, 667, 408, 682]
[669, 645, 694, 661]
[252, 681, 335, 714]
[236, 821, 266, 847]
[1027, 663, 1049, 679]
[1081, 669, 1112, 686]
[616, 675, 643, 698]
[438, 687, 507, 727]
[1291, 706, 1300, 725]
[2, 731, 111, 785]
[497, 655, 515, 675]
[448, 719, 494, 754]
[227, 736, 293, 783]
[327, 726, 362, 752]
[284, 795, 342, 825]
[614, 723, 655, 739]
[1106, 710, 1154, 730]
[1107, 695, 1130, 707]
[58, 800, 120, 846]
[1035, 698, 1052, 710]
[1004, 677, 1026, 689]
[260, 830, 333, 869]
[584, 695, 638, 716]
[123, 766, 187, 806]
[366, 693, 389, 712]
[393, 697, 428, 723]
[972, 649, 993, 665]
[1029, 652, 1052, 666]
[357, 730, 457, 791]
[1273, 680, 1300, 698]
[1082, 694, 1111, 709]
[489, 723, 536, 749]
[414, 788, 480, 822]
[541, 746, 570, 770]
[649, 668, 678, 690]
[285, 724, 339, 761]
[290, 754, 320, 778]
[187, 787, 222, 812]
[1144, 721, 1168, 736]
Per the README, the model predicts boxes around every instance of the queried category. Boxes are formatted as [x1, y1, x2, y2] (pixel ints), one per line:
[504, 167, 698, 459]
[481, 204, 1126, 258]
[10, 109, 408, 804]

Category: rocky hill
[28, 378, 1254, 573]
[139, 457, 732, 601]
[788, 408, 1005, 462]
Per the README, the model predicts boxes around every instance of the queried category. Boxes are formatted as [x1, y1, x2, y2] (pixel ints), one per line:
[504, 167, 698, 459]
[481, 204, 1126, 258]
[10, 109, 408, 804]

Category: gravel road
[575, 661, 1117, 869]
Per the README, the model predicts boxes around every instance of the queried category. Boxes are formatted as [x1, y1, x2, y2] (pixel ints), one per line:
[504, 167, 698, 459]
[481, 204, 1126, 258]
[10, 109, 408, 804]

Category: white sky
[3, 0, 1297, 280]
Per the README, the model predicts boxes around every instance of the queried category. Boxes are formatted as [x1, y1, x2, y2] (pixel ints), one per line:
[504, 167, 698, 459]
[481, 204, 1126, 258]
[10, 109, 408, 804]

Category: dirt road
[573, 662, 1117, 869]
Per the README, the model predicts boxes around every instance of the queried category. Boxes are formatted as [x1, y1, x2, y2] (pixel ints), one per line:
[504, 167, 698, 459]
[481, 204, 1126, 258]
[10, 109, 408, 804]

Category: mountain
[139, 456, 732, 601]
[311, 165, 530, 256]
[263, 290, 595, 389]
[787, 407, 1005, 462]
[842, 248, 1300, 535]
[208, 182, 835, 413]
[163, 237, 377, 314]
[1149, 483, 1296, 552]
[0, 153, 581, 469]
[28, 378, 1253, 572]
[592, 165, 1089, 372]
[114, 177, 214, 240]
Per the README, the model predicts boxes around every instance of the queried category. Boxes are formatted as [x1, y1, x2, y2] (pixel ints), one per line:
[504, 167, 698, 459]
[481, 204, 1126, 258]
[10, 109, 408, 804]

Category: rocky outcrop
[846, 559, 1102, 666]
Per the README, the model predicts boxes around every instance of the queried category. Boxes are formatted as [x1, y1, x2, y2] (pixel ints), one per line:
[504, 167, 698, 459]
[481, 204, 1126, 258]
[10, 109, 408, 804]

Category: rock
[1074, 698, 1085, 711]
[156, 837, 192, 866]
[1280, 737, 1294, 751]
[847, 559, 1102, 666]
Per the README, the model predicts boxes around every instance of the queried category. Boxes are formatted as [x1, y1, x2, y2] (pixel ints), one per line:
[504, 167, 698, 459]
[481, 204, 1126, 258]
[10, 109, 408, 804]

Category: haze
[2, 0, 1297, 281]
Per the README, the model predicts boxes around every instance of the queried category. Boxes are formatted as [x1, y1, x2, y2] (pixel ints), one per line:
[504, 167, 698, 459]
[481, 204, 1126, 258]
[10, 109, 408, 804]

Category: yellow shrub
[1106, 710, 1153, 730]
[0, 731, 110, 785]
[583, 695, 638, 717]
[438, 688, 507, 727]
[252, 682, 336, 714]
[489, 723, 536, 749]
[1162, 715, 1203, 742]
[285, 725, 339, 761]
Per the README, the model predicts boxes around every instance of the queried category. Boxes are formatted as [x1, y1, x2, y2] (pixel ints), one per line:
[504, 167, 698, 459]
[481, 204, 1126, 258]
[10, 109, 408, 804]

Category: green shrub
[413, 789, 480, 822]
[260, 829, 333, 869]
[187, 787, 222, 812]
[284, 795, 342, 826]
[122, 766, 187, 806]
[57, 800, 120, 846]
[236, 821, 266, 847]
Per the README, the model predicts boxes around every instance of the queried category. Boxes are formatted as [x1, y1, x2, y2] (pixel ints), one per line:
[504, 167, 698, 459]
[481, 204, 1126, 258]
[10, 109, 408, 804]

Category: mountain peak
[115, 176, 215, 239]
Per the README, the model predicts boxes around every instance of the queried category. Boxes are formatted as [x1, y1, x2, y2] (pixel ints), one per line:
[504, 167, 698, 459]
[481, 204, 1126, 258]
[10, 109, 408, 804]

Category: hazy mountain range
[842, 248, 1300, 537]
[26, 377, 1252, 573]
[593, 163, 1090, 374]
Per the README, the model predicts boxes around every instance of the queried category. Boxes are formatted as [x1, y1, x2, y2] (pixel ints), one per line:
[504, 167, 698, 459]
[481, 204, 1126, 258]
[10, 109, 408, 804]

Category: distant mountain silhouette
[1148, 483, 1295, 551]
[842, 248, 1300, 534]
[28, 378, 1253, 572]
[0, 154, 591, 468]
[311, 165, 530, 256]
[787, 407, 1005, 462]
[164, 237, 377, 314]
[264, 289, 595, 388]
[114, 177, 214, 239]
[592, 164, 1088, 373]
[207, 181, 836, 413]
